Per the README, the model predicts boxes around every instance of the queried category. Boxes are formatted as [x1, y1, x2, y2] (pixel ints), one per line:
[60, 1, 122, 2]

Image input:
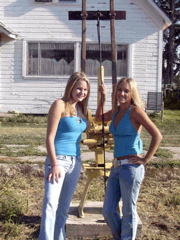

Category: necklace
[75, 105, 82, 123]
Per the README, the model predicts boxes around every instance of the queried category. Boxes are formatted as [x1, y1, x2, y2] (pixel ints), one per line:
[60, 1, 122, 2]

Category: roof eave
[147, 0, 172, 29]
[0, 23, 18, 39]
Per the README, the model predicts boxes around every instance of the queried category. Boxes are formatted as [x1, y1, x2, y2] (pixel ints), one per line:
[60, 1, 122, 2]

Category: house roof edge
[0, 22, 18, 39]
[146, 0, 172, 29]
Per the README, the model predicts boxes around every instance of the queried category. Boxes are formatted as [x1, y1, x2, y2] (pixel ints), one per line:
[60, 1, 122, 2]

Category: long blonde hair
[62, 72, 90, 116]
[112, 77, 144, 113]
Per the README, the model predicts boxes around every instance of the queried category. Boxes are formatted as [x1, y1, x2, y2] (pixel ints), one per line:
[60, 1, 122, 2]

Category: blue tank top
[54, 116, 87, 156]
[109, 107, 143, 157]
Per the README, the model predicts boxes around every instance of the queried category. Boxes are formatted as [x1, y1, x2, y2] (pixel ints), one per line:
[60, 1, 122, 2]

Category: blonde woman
[39, 72, 90, 240]
[96, 77, 162, 240]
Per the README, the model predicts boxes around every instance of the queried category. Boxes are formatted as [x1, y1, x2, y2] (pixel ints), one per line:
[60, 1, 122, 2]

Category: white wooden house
[0, 0, 171, 114]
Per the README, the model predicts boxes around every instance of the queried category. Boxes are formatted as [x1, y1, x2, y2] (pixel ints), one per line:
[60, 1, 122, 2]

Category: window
[86, 44, 128, 77]
[24, 41, 128, 78]
[117, 45, 128, 77]
[27, 42, 74, 76]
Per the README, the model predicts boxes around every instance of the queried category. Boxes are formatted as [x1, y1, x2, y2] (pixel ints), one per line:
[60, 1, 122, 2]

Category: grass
[138, 167, 180, 240]
[0, 110, 179, 239]
[0, 173, 43, 240]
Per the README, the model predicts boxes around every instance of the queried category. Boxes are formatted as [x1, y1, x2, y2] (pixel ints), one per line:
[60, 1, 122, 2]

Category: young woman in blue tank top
[96, 78, 162, 240]
[38, 72, 90, 240]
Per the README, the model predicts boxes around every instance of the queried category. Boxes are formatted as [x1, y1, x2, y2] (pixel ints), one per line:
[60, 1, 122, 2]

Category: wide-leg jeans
[38, 155, 81, 240]
[102, 163, 145, 240]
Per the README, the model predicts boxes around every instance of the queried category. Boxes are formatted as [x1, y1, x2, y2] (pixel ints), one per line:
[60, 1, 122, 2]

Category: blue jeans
[102, 163, 145, 240]
[38, 155, 81, 240]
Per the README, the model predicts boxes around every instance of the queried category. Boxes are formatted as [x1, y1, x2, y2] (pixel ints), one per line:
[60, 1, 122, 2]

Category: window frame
[23, 40, 132, 79]
[23, 40, 81, 79]
[85, 43, 129, 78]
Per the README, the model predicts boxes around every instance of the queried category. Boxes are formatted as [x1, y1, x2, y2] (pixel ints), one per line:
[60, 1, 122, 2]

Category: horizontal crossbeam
[69, 11, 126, 20]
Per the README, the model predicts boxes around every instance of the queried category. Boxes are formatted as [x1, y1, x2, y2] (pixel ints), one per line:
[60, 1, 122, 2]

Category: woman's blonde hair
[112, 77, 144, 113]
[62, 72, 90, 116]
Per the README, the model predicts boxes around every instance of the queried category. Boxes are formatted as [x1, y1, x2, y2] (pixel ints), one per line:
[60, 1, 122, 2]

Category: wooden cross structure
[69, 0, 126, 85]
[68, 0, 126, 218]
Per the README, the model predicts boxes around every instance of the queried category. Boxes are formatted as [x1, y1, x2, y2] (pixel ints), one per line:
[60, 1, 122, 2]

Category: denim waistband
[56, 155, 80, 161]
[113, 158, 130, 168]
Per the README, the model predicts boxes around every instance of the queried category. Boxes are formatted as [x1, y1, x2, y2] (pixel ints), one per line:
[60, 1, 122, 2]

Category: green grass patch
[0, 146, 46, 157]
[149, 159, 180, 168]
[164, 194, 180, 207]
[0, 180, 28, 222]
[0, 132, 46, 146]
[0, 114, 47, 126]
[154, 148, 173, 158]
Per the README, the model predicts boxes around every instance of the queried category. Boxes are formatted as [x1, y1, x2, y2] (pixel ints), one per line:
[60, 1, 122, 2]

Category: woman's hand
[47, 166, 62, 184]
[128, 155, 149, 165]
[98, 84, 107, 97]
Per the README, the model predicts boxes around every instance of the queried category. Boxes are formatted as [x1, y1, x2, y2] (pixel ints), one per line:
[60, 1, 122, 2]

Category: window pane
[101, 45, 112, 77]
[86, 44, 127, 77]
[117, 45, 127, 77]
[27, 43, 74, 76]
[40, 43, 74, 75]
[86, 44, 100, 76]
[28, 43, 38, 75]
[86, 44, 112, 77]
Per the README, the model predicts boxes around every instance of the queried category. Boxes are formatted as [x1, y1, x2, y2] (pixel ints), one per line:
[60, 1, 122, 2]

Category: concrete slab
[66, 201, 142, 239]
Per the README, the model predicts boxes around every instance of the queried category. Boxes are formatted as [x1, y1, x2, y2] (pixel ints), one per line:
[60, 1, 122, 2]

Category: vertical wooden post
[110, 0, 117, 85]
[81, 0, 86, 73]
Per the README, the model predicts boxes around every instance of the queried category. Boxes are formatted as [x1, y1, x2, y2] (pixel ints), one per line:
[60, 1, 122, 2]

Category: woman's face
[116, 81, 132, 105]
[71, 80, 88, 103]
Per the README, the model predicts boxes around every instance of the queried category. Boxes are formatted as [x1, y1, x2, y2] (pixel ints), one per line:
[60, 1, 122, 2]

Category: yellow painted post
[97, 66, 104, 105]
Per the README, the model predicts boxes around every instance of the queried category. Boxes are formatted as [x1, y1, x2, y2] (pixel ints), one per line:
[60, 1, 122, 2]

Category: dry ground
[0, 111, 179, 239]
[0, 152, 179, 240]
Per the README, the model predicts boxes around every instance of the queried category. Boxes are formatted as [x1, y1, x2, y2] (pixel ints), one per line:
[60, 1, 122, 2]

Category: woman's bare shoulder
[54, 99, 64, 105]
[49, 99, 65, 114]
[52, 99, 65, 108]
[131, 105, 144, 115]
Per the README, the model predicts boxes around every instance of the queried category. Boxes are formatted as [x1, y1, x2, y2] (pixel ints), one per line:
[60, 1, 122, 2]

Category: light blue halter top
[109, 107, 143, 157]
[54, 116, 87, 156]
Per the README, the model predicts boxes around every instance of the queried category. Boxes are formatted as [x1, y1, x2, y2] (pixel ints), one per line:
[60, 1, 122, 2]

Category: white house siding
[0, 0, 165, 114]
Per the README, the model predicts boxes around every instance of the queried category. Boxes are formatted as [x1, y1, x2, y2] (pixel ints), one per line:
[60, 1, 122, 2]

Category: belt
[56, 155, 77, 160]
[113, 158, 130, 168]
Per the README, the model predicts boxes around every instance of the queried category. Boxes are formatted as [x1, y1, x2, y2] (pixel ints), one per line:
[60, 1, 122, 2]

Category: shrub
[0, 183, 28, 222]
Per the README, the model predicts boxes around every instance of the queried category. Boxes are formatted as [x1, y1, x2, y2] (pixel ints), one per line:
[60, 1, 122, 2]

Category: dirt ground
[0, 145, 179, 163]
